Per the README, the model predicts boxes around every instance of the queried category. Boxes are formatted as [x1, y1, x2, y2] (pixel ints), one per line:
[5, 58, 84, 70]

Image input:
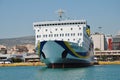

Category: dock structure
[94, 50, 120, 61]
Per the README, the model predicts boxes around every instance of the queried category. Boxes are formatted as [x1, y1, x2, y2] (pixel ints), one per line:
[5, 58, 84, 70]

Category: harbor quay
[1, 45, 120, 67]
[98, 61, 120, 65]
[0, 62, 46, 67]
[1, 47, 120, 67]
[1, 61, 120, 67]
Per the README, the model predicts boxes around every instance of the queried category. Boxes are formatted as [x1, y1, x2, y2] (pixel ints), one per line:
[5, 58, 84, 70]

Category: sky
[0, 0, 120, 39]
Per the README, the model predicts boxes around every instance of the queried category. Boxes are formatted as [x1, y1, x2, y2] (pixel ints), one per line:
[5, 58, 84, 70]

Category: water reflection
[37, 67, 92, 80]
[0, 65, 120, 80]
[36, 65, 115, 80]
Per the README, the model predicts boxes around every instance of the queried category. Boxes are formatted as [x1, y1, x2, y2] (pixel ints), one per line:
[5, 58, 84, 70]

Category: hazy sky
[0, 0, 120, 39]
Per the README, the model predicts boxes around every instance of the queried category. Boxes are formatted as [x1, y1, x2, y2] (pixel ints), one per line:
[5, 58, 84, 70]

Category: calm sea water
[0, 65, 120, 80]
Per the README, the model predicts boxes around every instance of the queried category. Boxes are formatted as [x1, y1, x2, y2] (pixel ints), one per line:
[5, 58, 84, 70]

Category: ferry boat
[33, 11, 94, 68]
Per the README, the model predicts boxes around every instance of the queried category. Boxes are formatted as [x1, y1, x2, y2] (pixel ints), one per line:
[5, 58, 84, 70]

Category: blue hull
[38, 41, 94, 68]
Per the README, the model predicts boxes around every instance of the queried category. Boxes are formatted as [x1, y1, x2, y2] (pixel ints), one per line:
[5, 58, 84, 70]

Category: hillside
[0, 36, 35, 48]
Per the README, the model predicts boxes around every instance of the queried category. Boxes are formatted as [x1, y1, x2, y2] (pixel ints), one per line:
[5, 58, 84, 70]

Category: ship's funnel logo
[86, 26, 90, 37]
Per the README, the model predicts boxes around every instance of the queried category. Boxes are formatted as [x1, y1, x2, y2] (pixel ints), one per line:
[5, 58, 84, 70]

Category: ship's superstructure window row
[37, 27, 81, 33]
[36, 33, 82, 38]
[34, 22, 86, 27]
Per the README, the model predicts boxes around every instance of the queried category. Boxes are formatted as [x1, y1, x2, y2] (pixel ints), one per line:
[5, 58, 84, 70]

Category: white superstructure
[33, 20, 90, 51]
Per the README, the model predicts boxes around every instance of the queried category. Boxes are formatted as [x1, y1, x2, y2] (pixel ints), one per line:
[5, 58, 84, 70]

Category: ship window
[43, 35, 45, 37]
[45, 35, 47, 37]
[62, 34, 64, 36]
[56, 34, 58, 37]
[38, 35, 41, 38]
[61, 28, 63, 31]
[41, 24, 44, 26]
[68, 33, 69, 36]
[64, 23, 67, 25]
[54, 34, 56, 37]
[60, 34, 62, 37]
[65, 33, 67, 36]
[49, 34, 50, 37]
[68, 39, 70, 41]
[51, 34, 53, 37]
[73, 33, 75, 36]
[66, 23, 69, 25]
[38, 30, 39, 32]
[73, 39, 75, 41]
[58, 23, 60, 25]
[46, 24, 49, 26]
[75, 23, 78, 24]
[55, 28, 57, 31]
[78, 33, 82, 36]
[71, 28, 73, 30]
[37, 35, 38, 38]
[79, 27, 81, 30]
[80, 33, 82, 36]
[45, 29, 47, 31]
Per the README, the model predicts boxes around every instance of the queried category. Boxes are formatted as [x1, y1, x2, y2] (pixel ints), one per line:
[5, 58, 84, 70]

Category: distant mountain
[0, 36, 35, 48]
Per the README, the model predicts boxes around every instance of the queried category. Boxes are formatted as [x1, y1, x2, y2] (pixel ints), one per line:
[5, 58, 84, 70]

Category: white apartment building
[91, 33, 107, 50]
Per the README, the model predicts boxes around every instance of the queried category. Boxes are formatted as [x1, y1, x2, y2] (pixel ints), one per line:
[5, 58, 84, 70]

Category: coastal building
[0, 53, 11, 60]
[106, 35, 112, 50]
[94, 50, 120, 61]
[94, 32, 120, 61]
[112, 34, 120, 50]
[91, 33, 107, 50]
[0, 53, 40, 63]
[9, 44, 35, 54]
[0, 45, 7, 54]
[24, 53, 40, 62]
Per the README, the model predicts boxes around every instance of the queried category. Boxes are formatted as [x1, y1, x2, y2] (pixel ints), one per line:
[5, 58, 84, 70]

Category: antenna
[57, 9, 64, 21]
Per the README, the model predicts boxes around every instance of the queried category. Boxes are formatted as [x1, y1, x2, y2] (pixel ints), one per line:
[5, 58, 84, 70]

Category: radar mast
[57, 9, 64, 21]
